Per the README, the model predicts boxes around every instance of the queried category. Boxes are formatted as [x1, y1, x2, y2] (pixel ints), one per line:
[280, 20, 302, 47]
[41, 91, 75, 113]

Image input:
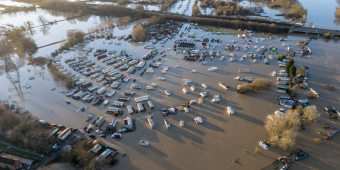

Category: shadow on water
[234, 112, 265, 126]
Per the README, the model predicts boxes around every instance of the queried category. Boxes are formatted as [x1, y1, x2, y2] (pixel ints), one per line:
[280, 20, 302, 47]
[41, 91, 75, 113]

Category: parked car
[89, 134, 96, 139]
[100, 134, 106, 138]
[96, 130, 102, 134]
[294, 153, 309, 161]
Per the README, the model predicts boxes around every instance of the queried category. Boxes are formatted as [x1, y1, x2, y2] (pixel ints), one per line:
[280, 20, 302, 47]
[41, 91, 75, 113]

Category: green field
[0, 143, 8, 149]
[9, 148, 40, 158]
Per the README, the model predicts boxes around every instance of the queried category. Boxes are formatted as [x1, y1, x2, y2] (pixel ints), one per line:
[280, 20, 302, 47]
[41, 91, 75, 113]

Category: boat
[86, 115, 93, 121]
[176, 65, 180, 68]
[123, 76, 130, 82]
[140, 140, 149, 146]
[146, 86, 154, 90]
[151, 83, 157, 87]
[191, 69, 196, 73]
[201, 83, 207, 88]
[165, 90, 170, 96]
[77, 107, 86, 112]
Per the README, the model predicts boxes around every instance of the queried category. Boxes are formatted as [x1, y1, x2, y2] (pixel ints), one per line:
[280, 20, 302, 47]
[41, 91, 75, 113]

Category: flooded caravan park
[0, 0, 340, 169]
[1, 19, 340, 170]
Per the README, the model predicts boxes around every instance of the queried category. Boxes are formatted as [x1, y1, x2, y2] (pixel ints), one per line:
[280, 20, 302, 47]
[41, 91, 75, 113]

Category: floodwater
[240, 0, 340, 29]
[0, 0, 33, 7]
[167, 0, 196, 16]
[1, 20, 340, 169]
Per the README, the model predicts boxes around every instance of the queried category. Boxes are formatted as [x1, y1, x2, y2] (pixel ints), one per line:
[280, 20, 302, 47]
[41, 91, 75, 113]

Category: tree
[285, 59, 294, 73]
[132, 26, 145, 41]
[289, 65, 296, 78]
[278, 54, 285, 60]
[297, 67, 305, 77]
[334, 6, 340, 26]
[303, 105, 320, 122]
[302, 14, 306, 23]
[135, 4, 143, 10]
[265, 110, 300, 150]
[192, 5, 200, 16]
[323, 32, 331, 39]
[308, 21, 313, 27]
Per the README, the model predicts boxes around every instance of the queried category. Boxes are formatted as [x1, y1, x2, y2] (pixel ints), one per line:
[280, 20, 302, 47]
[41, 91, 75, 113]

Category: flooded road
[1, 21, 340, 169]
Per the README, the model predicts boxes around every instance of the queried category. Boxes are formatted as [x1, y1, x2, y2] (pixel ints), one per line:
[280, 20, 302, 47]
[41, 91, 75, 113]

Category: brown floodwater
[1, 24, 340, 170]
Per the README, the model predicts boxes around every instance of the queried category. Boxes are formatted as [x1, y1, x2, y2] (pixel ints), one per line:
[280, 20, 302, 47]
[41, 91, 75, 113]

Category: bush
[300, 83, 306, 89]
[278, 54, 286, 60]
[237, 78, 272, 93]
[296, 105, 304, 115]
[288, 89, 297, 98]
[323, 32, 331, 39]
[327, 85, 335, 91]
[297, 68, 305, 77]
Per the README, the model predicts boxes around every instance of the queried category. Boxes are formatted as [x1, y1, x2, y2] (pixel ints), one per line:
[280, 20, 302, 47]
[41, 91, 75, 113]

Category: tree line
[161, 15, 290, 33]
[0, 101, 55, 153]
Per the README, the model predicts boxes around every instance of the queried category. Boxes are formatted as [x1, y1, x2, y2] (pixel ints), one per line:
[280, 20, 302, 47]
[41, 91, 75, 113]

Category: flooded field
[240, 0, 340, 29]
[1, 20, 340, 169]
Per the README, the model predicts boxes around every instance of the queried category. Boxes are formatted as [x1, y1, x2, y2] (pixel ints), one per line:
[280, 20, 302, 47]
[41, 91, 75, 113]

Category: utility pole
[0, 36, 26, 107]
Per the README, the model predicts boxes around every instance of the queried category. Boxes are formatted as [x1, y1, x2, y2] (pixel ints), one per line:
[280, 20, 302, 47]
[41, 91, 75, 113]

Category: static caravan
[136, 102, 145, 112]
[147, 100, 155, 109]
[127, 105, 134, 114]
[135, 96, 149, 102]
[239, 69, 250, 73]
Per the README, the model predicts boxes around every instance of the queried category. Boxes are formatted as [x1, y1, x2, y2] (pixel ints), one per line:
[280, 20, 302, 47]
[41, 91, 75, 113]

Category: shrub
[297, 68, 305, 77]
[237, 78, 272, 93]
[288, 89, 297, 98]
[300, 84, 306, 89]
[278, 54, 286, 60]
[327, 85, 335, 91]
[323, 32, 331, 39]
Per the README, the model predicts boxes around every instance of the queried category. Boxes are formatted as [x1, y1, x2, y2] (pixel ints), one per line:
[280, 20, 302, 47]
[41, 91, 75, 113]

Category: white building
[58, 128, 71, 140]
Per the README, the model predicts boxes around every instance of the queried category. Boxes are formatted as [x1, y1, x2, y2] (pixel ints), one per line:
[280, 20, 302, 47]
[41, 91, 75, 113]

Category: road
[38, 130, 87, 167]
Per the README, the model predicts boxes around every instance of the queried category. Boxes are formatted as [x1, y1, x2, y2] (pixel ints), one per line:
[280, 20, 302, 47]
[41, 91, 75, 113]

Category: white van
[227, 106, 234, 115]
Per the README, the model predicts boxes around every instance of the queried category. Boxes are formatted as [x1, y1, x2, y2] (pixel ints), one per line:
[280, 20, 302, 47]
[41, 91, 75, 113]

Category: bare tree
[265, 110, 300, 150]
[37, 15, 49, 26]
[132, 26, 145, 41]
[303, 105, 320, 122]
